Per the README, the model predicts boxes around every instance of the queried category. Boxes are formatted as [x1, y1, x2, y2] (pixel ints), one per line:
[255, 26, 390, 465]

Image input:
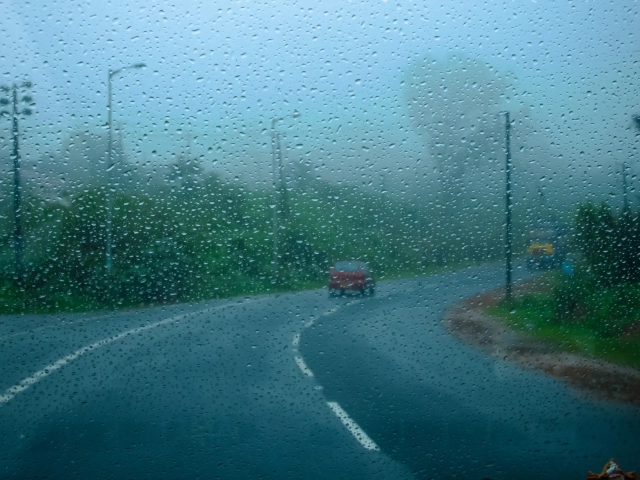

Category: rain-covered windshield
[1, 0, 639, 479]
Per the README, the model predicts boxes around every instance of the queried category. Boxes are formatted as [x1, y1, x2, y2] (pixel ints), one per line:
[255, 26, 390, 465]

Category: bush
[553, 273, 595, 322]
[552, 272, 640, 337]
[575, 203, 640, 284]
[0, 172, 506, 313]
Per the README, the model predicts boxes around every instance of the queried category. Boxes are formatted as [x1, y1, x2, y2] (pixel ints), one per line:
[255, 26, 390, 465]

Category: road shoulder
[444, 279, 640, 407]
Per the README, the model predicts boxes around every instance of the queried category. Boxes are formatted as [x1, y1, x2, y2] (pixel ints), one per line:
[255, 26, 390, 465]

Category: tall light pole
[621, 161, 630, 213]
[270, 110, 300, 285]
[106, 62, 145, 273]
[503, 111, 513, 302]
[1, 81, 34, 283]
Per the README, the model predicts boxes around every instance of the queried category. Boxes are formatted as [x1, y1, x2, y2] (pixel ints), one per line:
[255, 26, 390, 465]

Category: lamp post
[105, 62, 145, 273]
[270, 110, 300, 284]
[1, 81, 34, 282]
[503, 111, 513, 302]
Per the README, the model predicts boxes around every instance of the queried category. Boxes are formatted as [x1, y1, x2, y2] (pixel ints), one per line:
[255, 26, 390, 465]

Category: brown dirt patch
[444, 280, 640, 408]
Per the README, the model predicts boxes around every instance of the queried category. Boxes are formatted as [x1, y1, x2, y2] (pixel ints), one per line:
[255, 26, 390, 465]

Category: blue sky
[0, 0, 638, 191]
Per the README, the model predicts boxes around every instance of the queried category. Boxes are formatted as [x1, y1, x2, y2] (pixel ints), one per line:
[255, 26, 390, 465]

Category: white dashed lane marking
[327, 401, 380, 451]
[294, 356, 314, 377]
[293, 298, 382, 452]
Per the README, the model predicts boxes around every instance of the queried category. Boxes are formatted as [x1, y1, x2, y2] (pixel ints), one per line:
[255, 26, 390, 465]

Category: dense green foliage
[491, 280, 640, 369]
[491, 202, 640, 370]
[574, 202, 640, 284]
[0, 170, 497, 313]
[551, 202, 640, 332]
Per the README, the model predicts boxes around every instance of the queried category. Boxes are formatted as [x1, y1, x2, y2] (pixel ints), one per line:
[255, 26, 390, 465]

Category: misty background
[1, 0, 637, 190]
[0, 0, 638, 310]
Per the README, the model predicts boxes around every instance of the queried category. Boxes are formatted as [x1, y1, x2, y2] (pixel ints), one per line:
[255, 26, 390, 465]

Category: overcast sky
[0, 0, 638, 191]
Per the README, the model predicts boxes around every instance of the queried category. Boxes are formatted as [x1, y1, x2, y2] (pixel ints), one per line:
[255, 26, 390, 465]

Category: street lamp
[105, 62, 145, 273]
[1, 81, 34, 282]
[270, 110, 301, 284]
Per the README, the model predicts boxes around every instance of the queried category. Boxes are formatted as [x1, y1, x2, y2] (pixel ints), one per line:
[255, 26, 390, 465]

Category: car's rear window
[334, 262, 363, 272]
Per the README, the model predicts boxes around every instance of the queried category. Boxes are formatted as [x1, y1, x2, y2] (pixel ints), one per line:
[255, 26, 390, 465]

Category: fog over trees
[0, 0, 637, 313]
[403, 54, 567, 261]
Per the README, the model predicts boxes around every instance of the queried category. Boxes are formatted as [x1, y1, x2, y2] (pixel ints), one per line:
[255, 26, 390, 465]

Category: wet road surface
[0, 264, 637, 479]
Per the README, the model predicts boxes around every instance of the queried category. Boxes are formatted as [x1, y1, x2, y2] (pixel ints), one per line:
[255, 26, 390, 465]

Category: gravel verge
[444, 278, 640, 407]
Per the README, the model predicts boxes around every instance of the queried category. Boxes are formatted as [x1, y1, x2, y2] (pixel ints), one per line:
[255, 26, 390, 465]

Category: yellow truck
[526, 225, 569, 270]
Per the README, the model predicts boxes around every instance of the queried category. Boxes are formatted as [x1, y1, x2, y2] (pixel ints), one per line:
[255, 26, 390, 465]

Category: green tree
[575, 202, 640, 284]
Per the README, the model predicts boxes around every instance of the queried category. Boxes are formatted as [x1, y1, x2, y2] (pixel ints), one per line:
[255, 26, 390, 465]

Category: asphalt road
[0, 264, 638, 479]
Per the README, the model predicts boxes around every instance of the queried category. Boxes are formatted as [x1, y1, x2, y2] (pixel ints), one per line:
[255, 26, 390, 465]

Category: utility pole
[1, 82, 33, 283]
[504, 111, 513, 302]
[270, 111, 300, 286]
[106, 70, 113, 273]
[118, 122, 124, 169]
[106, 62, 145, 274]
[275, 130, 290, 221]
[186, 131, 192, 158]
[622, 161, 630, 213]
[537, 186, 544, 225]
[270, 118, 280, 283]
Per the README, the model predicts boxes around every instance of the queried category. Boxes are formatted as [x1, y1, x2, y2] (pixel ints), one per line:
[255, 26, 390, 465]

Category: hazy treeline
[0, 157, 511, 313]
[404, 54, 577, 242]
[574, 203, 640, 285]
[0, 53, 585, 313]
[545, 202, 640, 338]
[493, 200, 640, 369]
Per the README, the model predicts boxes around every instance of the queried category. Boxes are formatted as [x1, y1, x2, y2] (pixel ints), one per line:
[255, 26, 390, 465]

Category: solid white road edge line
[0, 301, 252, 405]
[327, 401, 380, 451]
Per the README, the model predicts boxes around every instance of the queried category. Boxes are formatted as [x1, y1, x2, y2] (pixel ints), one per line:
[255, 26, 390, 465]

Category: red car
[328, 261, 375, 297]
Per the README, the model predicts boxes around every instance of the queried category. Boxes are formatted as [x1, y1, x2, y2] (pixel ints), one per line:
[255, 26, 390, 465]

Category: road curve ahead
[300, 265, 640, 479]
[0, 286, 411, 479]
[0, 264, 638, 479]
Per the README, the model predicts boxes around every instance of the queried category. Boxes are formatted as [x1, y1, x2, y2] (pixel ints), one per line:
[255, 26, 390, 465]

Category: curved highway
[0, 264, 638, 479]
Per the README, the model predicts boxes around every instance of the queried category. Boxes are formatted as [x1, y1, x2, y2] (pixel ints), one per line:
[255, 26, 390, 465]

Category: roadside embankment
[444, 277, 640, 407]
